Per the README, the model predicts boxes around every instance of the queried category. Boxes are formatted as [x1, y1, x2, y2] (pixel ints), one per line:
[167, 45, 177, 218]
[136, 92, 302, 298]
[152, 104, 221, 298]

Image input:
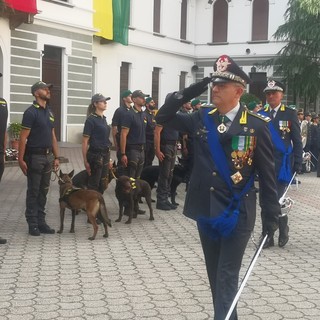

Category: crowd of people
[1, 55, 319, 319]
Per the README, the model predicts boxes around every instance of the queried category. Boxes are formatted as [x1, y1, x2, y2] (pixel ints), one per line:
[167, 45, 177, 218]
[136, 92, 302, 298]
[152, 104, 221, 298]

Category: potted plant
[8, 122, 22, 150]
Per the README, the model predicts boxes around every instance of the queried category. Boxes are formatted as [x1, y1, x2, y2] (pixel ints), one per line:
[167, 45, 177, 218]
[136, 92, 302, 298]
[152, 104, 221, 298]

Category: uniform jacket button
[212, 171, 217, 176]
[210, 187, 215, 192]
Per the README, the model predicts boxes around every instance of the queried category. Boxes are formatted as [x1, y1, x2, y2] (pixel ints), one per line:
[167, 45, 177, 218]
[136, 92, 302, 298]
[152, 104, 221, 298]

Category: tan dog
[58, 170, 112, 240]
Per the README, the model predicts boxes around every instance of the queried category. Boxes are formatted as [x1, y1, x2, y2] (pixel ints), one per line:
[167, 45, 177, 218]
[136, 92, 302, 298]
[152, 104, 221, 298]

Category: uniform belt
[161, 140, 177, 146]
[126, 144, 145, 151]
[89, 147, 110, 153]
[26, 147, 53, 155]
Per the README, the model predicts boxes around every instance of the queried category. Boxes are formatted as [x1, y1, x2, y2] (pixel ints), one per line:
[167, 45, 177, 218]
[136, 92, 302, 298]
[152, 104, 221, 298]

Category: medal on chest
[217, 123, 227, 133]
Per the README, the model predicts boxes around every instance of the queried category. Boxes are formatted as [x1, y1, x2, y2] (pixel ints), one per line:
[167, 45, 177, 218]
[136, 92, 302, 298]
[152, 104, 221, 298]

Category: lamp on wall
[191, 65, 199, 72]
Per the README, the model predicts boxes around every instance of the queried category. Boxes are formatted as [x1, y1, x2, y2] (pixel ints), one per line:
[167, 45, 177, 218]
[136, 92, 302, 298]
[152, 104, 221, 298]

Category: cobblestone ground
[0, 143, 319, 320]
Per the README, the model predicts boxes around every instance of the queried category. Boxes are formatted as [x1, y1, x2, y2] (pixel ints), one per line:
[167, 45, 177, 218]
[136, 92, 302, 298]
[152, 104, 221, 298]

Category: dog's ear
[68, 170, 74, 178]
[59, 170, 63, 177]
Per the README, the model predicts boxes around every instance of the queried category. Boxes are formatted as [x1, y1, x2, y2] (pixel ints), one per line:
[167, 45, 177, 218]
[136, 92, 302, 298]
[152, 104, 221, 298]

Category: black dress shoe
[166, 201, 177, 210]
[38, 224, 55, 234]
[156, 202, 172, 211]
[0, 237, 7, 244]
[263, 236, 274, 249]
[29, 227, 40, 236]
[279, 226, 289, 247]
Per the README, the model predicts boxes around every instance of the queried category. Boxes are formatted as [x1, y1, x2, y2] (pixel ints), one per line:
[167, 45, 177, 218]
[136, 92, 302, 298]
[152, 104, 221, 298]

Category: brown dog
[58, 170, 112, 240]
[115, 176, 154, 224]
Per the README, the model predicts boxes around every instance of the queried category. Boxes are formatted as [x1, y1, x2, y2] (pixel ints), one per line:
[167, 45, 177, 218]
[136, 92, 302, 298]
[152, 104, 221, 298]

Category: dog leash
[51, 169, 65, 183]
[110, 168, 118, 181]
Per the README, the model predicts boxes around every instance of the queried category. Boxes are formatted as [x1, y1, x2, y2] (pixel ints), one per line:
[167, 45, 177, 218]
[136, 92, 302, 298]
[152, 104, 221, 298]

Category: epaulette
[0, 99, 7, 107]
[285, 104, 295, 110]
[208, 107, 218, 115]
[247, 110, 271, 122]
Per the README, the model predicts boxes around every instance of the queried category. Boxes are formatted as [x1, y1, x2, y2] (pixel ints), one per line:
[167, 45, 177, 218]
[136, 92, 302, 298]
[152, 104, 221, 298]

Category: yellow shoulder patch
[247, 110, 271, 122]
[208, 107, 218, 115]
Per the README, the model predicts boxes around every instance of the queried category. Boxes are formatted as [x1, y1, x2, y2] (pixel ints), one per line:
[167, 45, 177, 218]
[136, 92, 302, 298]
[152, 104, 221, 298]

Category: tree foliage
[267, 0, 320, 103]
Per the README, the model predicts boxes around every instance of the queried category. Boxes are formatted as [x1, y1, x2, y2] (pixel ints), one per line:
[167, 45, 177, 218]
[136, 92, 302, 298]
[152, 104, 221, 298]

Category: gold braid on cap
[212, 71, 246, 86]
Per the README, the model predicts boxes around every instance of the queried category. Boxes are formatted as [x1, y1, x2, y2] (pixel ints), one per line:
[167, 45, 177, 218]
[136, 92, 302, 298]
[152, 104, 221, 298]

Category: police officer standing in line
[0, 82, 8, 244]
[18, 81, 59, 236]
[111, 90, 133, 175]
[82, 93, 112, 193]
[260, 80, 303, 248]
[120, 90, 149, 179]
[156, 55, 280, 320]
[154, 124, 179, 210]
[144, 97, 156, 167]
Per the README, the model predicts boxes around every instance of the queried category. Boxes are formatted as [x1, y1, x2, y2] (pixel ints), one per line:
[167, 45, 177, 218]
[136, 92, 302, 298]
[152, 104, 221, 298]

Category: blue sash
[259, 110, 293, 183]
[197, 109, 254, 240]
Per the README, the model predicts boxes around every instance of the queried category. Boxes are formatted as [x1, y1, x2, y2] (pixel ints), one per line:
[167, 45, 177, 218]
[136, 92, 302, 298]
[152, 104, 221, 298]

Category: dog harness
[59, 187, 81, 207]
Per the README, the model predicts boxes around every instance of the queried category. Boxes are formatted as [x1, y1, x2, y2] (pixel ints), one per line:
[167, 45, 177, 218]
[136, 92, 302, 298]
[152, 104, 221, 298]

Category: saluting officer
[260, 80, 303, 248]
[18, 81, 59, 236]
[156, 55, 280, 320]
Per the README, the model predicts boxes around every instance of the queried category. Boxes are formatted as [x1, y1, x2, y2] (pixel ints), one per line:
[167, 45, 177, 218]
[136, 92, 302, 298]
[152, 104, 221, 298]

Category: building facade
[1, 0, 308, 144]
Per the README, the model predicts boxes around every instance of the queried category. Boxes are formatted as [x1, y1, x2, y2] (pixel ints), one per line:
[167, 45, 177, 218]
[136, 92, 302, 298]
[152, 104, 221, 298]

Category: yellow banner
[93, 0, 113, 40]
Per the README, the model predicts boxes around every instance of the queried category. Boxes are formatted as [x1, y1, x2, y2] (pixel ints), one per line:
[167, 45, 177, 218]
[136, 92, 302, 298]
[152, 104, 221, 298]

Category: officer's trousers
[157, 144, 176, 203]
[197, 222, 251, 320]
[126, 147, 145, 179]
[144, 140, 155, 167]
[25, 154, 53, 228]
[87, 150, 110, 194]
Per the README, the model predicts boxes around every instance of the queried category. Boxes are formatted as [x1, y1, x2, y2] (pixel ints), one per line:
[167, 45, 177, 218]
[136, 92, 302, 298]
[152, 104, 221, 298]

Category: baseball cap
[91, 93, 111, 103]
[31, 81, 53, 95]
[145, 97, 153, 104]
[211, 55, 251, 87]
[120, 90, 132, 99]
[131, 90, 150, 99]
[191, 99, 201, 107]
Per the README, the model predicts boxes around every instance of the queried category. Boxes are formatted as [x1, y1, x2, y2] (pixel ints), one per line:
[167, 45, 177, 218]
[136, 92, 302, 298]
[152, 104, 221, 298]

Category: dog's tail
[98, 197, 112, 227]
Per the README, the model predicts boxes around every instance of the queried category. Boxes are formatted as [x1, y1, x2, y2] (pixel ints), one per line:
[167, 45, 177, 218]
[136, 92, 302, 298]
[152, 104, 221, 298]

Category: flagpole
[224, 234, 268, 320]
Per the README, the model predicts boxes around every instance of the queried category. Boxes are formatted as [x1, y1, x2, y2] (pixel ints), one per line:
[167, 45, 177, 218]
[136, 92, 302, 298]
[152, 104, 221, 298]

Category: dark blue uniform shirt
[111, 105, 132, 144]
[160, 126, 179, 142]
[83, 113, 112, 149]
[22, 102, 54, 148]
[122, 107, 146, 145]
[144, 110, 156, 142]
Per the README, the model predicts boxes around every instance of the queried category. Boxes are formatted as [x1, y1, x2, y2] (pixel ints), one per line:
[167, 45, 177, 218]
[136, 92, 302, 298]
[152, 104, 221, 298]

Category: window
[153, 0, 161, 33]
[212, 0, 228, 43]
[252, 0, 269, 41]
[152, 67, 161, 106]
[180, 0, 188, 40]
[120, 62, 131, 101]
[179, 71, 188, 91]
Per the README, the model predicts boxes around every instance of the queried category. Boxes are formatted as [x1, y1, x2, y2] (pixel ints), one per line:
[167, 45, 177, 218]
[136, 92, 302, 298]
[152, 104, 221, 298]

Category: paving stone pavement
[0, 143, 320, 320]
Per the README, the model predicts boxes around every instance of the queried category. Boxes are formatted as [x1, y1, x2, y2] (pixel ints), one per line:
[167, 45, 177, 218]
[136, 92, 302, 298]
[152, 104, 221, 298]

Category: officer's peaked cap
[263, 79, 285, 93]
[211, 55, 251, 87]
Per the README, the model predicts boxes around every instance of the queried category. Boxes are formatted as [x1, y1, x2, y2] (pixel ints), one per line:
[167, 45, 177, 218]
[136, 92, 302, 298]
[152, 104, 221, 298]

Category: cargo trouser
[25, 153, 54, 228]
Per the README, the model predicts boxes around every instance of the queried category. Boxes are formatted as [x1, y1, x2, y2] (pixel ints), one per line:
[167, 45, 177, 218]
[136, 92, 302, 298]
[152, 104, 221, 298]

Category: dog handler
[18, 81, 59, 236]
[82, 93, 112, 194]
[155, 55, 280, 320]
